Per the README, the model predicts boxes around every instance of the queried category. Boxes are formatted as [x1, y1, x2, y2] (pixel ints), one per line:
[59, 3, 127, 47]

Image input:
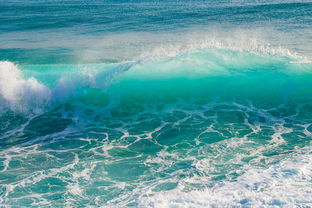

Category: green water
[0, 48, 312, 207]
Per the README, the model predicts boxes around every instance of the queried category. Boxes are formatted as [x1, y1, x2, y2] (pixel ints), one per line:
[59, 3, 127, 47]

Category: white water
[138, 151, 312, 208]
[0, 61, 50, 113]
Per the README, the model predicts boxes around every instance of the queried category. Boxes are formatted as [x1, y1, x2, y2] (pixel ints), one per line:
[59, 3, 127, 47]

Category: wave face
[0, 48, 312, 207]
[1, 0, 312, 207]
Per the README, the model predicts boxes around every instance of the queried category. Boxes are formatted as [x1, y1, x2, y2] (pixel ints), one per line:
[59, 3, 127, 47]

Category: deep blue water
[0, 0, 312, 207]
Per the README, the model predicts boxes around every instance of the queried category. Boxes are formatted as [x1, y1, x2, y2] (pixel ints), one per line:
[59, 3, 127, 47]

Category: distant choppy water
[0, 0, 312, 207]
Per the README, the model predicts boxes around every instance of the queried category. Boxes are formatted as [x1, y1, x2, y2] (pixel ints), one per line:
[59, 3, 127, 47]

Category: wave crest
[0, 61, 51, 113]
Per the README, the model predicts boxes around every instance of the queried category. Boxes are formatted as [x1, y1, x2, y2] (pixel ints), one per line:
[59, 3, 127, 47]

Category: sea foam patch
[138, 152, 312, 208]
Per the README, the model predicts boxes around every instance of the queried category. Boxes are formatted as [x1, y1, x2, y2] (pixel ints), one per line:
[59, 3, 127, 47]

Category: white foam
[138, 152, 312, 207]
[0, 61, 51, 113]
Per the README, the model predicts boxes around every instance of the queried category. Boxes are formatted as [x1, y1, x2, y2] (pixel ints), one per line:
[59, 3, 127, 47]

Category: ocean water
[0, 0, 312, 207]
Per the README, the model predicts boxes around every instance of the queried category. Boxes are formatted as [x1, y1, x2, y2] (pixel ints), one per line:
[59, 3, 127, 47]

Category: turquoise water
[1, 1, 312, 207]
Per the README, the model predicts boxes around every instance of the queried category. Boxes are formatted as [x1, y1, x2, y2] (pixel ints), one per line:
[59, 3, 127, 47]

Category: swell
[0, 48, 311, 114]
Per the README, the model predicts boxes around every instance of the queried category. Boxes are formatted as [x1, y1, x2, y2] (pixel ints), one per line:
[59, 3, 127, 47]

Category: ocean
[0, 0, 312, 207]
